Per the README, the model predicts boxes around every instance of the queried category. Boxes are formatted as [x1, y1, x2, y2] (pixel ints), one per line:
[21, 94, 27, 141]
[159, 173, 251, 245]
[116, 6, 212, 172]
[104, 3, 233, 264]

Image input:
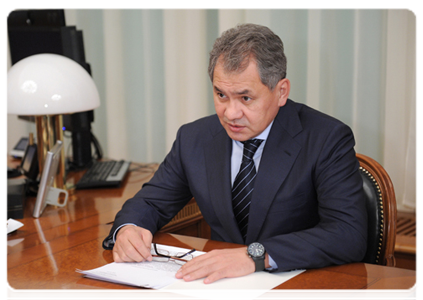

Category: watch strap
[252, 256, 265, 272]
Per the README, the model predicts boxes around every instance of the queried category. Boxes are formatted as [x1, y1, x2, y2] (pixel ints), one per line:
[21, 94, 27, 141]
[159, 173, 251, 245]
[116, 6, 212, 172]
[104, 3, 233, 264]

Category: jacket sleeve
[103, 126, 193, 250]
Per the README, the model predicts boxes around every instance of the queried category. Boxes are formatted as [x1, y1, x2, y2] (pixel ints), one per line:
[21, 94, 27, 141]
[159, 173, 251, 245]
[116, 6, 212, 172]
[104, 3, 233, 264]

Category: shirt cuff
[267, 254, 278, 271]
[112, 223, 138, 243]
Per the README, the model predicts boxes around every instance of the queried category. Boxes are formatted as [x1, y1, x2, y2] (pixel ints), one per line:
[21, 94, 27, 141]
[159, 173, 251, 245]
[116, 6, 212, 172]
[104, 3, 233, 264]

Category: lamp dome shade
[8, 53, 100, 115]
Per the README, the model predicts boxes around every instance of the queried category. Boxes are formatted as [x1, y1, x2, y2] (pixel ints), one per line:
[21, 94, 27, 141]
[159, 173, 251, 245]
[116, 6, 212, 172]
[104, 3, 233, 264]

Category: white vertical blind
[383, 10, 416, 210]
[306, 10, 322, 111]
[163, 10, 210, 151]
[102, 10, 128, 160]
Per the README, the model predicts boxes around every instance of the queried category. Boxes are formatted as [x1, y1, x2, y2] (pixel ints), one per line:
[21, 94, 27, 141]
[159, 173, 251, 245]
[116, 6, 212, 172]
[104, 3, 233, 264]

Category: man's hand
[113, 225, 153, 263]
[175, 247, 255, 284]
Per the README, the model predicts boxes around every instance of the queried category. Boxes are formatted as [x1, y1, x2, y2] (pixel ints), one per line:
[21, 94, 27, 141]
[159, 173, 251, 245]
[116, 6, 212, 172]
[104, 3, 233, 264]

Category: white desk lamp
[8, 53, 100, 189]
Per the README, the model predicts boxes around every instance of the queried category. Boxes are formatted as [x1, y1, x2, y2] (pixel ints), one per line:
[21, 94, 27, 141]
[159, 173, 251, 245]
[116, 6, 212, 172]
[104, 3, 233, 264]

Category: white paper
[7, 218, 24, 234]
[77, 244, 205, 289]
[164, 269, 305, 299]
[77, 243, 304, 296]
[77, 261, 180, 289]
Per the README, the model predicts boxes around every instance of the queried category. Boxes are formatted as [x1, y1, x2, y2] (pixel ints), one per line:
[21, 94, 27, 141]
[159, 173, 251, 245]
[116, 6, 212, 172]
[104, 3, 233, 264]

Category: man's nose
[224, 99, 243, 120]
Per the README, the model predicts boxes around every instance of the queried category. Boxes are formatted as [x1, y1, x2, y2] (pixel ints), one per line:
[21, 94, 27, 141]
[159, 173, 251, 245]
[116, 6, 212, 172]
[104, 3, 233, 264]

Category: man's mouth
[228, 123, 245, 132]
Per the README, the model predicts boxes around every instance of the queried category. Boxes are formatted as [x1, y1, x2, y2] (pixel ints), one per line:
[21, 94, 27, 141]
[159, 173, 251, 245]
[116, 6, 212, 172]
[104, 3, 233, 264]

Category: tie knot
[242, 139, 263, 160]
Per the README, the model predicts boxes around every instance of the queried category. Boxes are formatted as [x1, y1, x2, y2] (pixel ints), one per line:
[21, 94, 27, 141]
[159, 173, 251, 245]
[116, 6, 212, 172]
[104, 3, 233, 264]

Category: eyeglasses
[151, 243, 196, 265]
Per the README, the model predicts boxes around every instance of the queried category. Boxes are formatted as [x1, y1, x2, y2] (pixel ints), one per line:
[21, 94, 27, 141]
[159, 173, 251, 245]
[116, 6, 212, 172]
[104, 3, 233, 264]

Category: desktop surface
[7, 162, 416, 291]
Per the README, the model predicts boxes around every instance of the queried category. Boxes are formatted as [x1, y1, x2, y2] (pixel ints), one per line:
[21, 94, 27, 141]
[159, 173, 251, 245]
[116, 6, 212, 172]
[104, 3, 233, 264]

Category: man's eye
[217, 93, 226, 98]
[242, 96, 252, 101]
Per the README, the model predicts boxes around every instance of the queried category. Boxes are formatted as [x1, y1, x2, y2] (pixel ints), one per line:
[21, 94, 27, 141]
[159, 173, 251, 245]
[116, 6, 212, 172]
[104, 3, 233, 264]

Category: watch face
[248, 242, 265, 257]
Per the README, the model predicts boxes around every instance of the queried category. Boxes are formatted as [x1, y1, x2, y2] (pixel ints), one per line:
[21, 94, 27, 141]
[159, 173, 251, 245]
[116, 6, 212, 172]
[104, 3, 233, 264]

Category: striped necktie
[232, 139, 263, 241]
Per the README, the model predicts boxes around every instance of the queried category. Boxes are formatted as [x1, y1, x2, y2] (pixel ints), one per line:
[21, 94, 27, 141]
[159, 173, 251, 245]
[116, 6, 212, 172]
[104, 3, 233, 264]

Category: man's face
[213, 59, 290, 141]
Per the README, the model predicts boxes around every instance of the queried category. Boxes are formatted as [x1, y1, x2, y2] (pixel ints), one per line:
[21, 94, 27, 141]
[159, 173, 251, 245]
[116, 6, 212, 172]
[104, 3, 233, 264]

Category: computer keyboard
[75, 160, 131, 189]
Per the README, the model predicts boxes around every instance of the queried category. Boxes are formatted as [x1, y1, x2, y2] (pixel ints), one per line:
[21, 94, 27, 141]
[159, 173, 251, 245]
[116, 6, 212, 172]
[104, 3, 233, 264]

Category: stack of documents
[77, 244, 304, 298]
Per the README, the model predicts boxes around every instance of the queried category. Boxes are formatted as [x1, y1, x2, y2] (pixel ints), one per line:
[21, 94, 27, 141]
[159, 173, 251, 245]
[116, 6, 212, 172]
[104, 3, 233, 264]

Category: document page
[77, 244, 205, 289]
[164, 269, 305, 299]
[77, 243, 304, 295]
[77, 261, 179, 289]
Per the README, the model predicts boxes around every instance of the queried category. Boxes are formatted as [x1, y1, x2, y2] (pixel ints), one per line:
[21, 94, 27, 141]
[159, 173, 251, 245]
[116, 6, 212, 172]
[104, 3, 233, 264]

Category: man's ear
[277, 78, 290, 107]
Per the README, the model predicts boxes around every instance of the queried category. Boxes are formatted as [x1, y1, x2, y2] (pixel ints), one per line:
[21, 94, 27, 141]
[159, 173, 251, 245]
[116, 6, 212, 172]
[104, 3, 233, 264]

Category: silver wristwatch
[247, 242, 266, 272]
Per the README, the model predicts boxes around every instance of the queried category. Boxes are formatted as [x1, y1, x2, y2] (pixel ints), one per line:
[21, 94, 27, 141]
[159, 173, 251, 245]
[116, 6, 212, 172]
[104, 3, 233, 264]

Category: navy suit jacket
[104, 99, 367, 272]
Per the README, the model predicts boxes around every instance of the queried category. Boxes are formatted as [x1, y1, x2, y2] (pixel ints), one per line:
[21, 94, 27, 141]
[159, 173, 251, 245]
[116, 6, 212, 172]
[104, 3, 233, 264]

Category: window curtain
[53, 9, 416, 210]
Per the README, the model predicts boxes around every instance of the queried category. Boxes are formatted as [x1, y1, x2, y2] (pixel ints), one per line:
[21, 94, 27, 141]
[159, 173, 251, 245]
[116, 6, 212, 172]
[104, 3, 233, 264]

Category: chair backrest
[357, 153, 397, 266]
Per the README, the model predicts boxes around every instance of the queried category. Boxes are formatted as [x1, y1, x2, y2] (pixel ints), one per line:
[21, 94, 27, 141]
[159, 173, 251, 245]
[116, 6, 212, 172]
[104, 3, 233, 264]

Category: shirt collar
[233, 120, 274, 145]
[253, 121, 273, 141]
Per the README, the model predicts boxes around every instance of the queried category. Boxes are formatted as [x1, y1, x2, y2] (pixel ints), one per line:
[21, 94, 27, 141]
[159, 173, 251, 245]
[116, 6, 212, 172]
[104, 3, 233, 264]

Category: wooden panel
[160, 198, 211, 239]
[395, 211, 416, 270]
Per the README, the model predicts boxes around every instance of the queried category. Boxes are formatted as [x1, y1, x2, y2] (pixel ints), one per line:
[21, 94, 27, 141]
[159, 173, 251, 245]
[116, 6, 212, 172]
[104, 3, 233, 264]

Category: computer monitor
[33, 141, 68, 218]
[8, 10, 64, 60]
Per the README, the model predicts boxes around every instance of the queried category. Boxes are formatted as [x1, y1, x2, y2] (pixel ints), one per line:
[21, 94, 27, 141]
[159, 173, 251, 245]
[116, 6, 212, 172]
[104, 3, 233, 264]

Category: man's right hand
[112, 225, 153, 263]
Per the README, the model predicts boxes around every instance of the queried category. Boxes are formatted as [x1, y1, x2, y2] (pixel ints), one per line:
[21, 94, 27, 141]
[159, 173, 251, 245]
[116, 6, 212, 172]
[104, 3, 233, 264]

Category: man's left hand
[175, 247, 255, 284]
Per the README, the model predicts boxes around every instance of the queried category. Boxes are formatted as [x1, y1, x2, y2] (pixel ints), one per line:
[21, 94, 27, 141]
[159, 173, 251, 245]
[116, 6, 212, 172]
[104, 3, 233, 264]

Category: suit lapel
[247, 102, 303, 243]
[204, 128, 245, 244]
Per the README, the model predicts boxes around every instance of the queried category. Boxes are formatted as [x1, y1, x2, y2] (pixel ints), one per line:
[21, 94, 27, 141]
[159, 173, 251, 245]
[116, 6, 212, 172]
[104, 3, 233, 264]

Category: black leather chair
[357, 154, 397, 266]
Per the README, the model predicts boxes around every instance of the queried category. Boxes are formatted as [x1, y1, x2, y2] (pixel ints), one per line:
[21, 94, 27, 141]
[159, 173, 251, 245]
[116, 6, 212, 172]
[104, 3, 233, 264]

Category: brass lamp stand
[35, 114, 66, 189]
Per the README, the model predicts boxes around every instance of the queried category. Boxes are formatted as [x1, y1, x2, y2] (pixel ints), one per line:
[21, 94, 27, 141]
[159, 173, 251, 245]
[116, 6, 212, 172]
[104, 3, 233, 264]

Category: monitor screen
[8, 10, 65, 64]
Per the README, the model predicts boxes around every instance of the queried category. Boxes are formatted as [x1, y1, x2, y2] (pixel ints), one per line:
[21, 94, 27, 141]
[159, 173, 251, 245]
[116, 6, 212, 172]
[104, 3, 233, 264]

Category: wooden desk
[7, 164, 416, 291]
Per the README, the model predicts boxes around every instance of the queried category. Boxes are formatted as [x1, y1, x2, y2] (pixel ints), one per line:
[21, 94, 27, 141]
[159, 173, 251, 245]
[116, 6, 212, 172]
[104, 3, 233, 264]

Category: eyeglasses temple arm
[177, 249, 196, 258]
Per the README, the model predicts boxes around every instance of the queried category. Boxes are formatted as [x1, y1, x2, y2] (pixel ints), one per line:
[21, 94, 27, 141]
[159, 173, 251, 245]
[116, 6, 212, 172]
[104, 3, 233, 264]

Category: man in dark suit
[104, 23, 367, 284]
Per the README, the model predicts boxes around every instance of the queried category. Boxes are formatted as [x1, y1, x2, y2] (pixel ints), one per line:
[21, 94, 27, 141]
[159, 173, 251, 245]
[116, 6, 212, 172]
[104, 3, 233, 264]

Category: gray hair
[208, 23, 287, 90]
